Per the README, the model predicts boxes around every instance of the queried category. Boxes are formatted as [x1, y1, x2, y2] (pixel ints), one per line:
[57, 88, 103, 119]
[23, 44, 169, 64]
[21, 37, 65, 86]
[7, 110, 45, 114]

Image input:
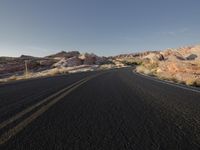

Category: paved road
[0, 68, 200, 150]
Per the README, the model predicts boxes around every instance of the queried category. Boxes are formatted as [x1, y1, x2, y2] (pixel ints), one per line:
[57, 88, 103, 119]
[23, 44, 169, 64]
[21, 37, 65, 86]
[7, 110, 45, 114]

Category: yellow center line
[0, 73, 101, 145]
[0, 77, 87, 130]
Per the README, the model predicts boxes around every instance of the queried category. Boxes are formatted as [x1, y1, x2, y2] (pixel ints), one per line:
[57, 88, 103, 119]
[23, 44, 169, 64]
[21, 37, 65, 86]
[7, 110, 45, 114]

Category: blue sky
[0, 0, 200, 56]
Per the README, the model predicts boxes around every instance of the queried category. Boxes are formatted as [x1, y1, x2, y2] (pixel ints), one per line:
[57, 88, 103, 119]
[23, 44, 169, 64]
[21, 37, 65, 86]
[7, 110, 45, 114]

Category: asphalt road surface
[0, 68, 200, 150]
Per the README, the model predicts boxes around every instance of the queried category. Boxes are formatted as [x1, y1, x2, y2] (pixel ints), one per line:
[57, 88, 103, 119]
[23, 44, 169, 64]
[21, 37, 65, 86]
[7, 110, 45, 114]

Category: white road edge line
[133, 71, 200, 94]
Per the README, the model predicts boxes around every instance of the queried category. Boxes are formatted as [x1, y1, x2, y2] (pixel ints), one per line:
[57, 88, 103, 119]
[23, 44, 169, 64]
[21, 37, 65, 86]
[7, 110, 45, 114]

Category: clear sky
[0, 0, 200, 57]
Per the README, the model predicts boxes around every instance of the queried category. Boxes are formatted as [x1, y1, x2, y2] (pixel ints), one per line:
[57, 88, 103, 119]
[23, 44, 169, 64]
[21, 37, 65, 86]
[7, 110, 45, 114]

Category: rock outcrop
[135, 45, 200, 86]
[0, 50, 110, 76]
[2, 45, 200, 86]
[46, 51, 80, 60]
[53, 56, 82, 67]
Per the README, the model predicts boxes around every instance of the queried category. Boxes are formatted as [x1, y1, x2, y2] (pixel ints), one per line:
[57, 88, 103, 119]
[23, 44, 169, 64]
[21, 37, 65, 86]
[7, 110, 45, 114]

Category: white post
[25, 60, 28, 77]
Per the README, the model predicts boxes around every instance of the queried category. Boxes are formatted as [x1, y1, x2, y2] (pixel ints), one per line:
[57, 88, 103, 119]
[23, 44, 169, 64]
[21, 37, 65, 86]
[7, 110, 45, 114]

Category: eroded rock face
[0, 60, 42, 74]
[46, 51, 80, 60]
[95, 57, 109, 65]
[144, 53, 165, 62]
[65, 56, 82, 67]
[39, 59, 57, 66]
[53, 58, 67, 67]
[0, 63, 25, 74]
[48, 51, 111, 67]
[83, 54, 97, 65]
[156, 61, 200, 84]
[2, 45, 199, 85]
[161, 45, 200, 61]
[186, 54, 198, 60]
[0, 57, 57, 74]
[0, 49, 112, 76]
[52, 53, 110, 67]
[135, 45, 200, 86]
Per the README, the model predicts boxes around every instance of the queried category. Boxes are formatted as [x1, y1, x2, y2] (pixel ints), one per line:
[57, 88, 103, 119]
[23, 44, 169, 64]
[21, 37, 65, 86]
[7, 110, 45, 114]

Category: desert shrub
[100, 60, 115, 65]
[194, 79, 200, 87]
[170, 77, 179, 83]
[157, 76, 168, 80]
[46, 68, 61, 76]
[185, 78, 200, 87]
[143, 61, 158, 70]
[8, 75, 17, 81]
[58, 68, 68, 74]
[100, 64, 116, 70]
[176, 80, 185, 84]
[120, 57, 143, 66]
[136, 65, 154, 76]
[123, 61, 142, 66]
[136, 60, 159, 75]
[136, 65, 146, 73]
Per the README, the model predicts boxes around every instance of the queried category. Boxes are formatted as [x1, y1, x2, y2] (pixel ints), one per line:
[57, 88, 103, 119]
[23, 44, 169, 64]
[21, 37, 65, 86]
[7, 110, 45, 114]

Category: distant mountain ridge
[1, 45, 200, 86]
[0, 51, 109, 75]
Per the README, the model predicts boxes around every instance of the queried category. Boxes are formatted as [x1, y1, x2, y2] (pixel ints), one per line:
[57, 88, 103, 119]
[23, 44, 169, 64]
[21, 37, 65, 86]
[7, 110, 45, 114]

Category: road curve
[1, 68, 200, 150]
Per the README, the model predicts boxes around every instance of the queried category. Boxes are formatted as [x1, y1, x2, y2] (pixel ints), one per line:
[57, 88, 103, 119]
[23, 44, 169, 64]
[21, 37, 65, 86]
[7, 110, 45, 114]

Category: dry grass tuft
[185, 79, 200, 87]
[136, 61, 158, 76]
[8, 75, 18, 81]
